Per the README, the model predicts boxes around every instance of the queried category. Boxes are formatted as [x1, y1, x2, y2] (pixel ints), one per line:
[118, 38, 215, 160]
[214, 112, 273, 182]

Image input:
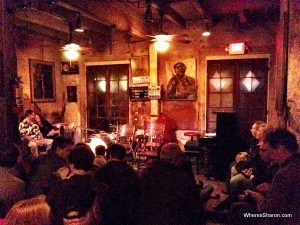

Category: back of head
[160, 143, 182, 164]
[0, 144, 20, 168]
[4, 197, 51, 225]
[263, 128, 299, 153]
[107, 143, 126, 161]
[50, 136, 74, 152]
[68, 144, 95, 171]
[95, 145, 106, 156]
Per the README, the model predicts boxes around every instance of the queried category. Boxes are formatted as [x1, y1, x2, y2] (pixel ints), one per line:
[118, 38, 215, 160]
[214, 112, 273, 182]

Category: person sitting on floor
[27, 136, 74, 198]
[46, 144, 96, 225]
[19, 110, 53, 158]
[140, 143, 205, 225]
[214, 123, 273, 211]
[0, 144, 26, 218]
[244, 128, 300, 225]
[93, 143, 140, 225]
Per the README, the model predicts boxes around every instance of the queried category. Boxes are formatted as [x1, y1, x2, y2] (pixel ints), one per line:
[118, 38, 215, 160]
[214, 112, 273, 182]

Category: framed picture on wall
[61, 61, 79, 75]
[131, 56, 149, 84]
[164, 58, 196, 100]
[29, 59, 56, 102]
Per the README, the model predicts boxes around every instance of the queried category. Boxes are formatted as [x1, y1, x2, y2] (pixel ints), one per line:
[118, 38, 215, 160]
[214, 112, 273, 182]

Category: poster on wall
[131, 56, 149, 84]
[164, 58, 196, 100]
[29, 59, 56, 102]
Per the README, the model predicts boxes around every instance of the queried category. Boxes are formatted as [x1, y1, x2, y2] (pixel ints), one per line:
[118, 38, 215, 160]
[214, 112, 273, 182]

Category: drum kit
[82, 121, 165, 158]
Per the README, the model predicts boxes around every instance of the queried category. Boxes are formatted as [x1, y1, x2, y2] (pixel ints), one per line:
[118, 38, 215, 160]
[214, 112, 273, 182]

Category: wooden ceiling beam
[150, 0, 187, 28]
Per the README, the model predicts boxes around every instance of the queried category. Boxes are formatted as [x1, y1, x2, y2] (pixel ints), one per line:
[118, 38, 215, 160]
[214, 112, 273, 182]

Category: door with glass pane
[86, 64, 129, 131]
[206, 59, 268, 142]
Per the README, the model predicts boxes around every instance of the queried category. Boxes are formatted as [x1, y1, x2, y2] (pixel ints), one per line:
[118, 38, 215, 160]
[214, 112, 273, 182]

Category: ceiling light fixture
[202, 23, 211, 37]
[154, 34, 170, 52]
[63, 22, 82, 61]
[75, 13, 84, 33]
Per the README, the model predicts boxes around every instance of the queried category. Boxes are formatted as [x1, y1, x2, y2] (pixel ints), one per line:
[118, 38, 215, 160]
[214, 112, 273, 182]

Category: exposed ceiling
[8, 0, 280, 49]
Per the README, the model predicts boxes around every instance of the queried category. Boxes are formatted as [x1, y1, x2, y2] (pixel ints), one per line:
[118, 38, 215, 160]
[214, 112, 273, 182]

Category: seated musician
[35, 114, 60, 139]
[19, 110, 53, 158]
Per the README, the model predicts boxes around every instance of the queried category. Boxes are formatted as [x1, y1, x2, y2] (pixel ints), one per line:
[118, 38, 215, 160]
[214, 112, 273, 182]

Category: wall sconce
[75, 13, 84, 33]
[202, 23, 211, 37]
[154, 34, 170, 52]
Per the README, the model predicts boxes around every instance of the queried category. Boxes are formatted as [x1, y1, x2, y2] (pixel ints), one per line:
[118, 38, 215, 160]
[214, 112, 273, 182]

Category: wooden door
[207, 58, 268, 143]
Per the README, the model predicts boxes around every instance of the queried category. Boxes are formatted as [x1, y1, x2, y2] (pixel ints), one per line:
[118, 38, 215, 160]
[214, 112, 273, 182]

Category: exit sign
[229, 43, 246, 54]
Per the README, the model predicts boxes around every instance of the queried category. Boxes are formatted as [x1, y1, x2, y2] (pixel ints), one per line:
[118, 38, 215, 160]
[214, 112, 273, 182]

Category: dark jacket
[140, 160, 205, 225]
[94, 160, 140, 225]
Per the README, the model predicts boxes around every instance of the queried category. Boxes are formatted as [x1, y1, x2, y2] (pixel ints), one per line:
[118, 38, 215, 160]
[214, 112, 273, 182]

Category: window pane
[120, 73, 128, 80]
[97, 94, 106, 105]
[97, 73, 106, 81]
[221, 93, 233, 107]
[89, 107, 96, 117]
[119, 94, 128, 104]
[119, 81, 128, 92]
[209, 78, 221, 92]
[111, 106, 118, 117]
[88, 81, 95, 93]
[97, 81, 106, 93]
[209, 94, 220, 107]
[97, 106, 106, 117]
[221, 78, 233, 92]
[118, 106, 128, 117]
[110, 81, 118, 93]
[110, 94, 119, 106]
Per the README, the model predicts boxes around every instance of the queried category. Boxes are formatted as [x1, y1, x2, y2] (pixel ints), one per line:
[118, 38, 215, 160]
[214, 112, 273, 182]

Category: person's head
[173, 62, 187, 78]
[24, 110, 36, 122]
[160, 143, 183, 166]
[4, 197, 51, 225]
[250, 120, 265, 138]
[68, 144, 95, 171]
[51, 136, 74, 160]
[261, 128, 299, 164]
[106, 143, 126, 161]
[95, 145, 106, 157]
[0, 144, 20, 168]
[256, 123, 272, 142]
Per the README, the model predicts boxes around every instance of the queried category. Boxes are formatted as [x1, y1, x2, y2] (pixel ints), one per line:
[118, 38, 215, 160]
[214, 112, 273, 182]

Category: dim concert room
[0, 0, 299, 225]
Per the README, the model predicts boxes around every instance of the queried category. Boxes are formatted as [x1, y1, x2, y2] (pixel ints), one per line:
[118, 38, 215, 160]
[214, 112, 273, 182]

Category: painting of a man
[166, 61, 196, 100]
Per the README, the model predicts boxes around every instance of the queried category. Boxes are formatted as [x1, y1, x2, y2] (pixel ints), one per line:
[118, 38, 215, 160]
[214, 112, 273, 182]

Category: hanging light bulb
[63, 43, 81, 61]
[202, 23, 211, 37]
[154, 34, 170, 52]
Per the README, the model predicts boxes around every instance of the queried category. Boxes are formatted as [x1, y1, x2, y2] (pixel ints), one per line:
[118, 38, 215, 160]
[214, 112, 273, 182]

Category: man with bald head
[140, 143, 205, 225]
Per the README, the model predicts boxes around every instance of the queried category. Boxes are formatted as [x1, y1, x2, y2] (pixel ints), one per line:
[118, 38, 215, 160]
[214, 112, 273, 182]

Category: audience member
[140, 143, 205, 225]
[19, 110, 53, 157]
[35, 114, 60, 139]
[215, 123, 271, 211]
[244, 128, 300, 225]
[46, 144, 96, 225]
[93, 145, 107, 168]
[27, 136, 74, 197]
[93, 143, 140, 225]
[0, 144, 26, 218]
[3, 196, 51, 225]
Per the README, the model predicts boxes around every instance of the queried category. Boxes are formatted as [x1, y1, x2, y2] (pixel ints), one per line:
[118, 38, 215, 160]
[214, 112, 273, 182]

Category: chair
[183, 132, 204, 174]
[136, 121, 165, 169]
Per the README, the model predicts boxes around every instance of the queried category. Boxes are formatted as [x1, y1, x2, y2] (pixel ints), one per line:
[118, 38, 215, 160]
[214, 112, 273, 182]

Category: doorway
[206, 58, 269, 143]
[86, 64, 129, 131]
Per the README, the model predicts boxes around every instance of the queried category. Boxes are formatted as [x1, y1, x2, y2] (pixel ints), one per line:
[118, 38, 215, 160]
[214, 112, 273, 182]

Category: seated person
[3, 196, 51, 225]
[27, 136, 74, 198]
[19, 110, 53, 158]
[0, 144, 26, 218]
[93, 145, 107, 168]
[35, 114, 60, 139]
[46, 144, 96, 225]
[156, 113, 178, 145]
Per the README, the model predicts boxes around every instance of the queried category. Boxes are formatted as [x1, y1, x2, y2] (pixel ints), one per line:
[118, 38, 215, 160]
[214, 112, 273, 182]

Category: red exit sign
[229, 43, 246, 54]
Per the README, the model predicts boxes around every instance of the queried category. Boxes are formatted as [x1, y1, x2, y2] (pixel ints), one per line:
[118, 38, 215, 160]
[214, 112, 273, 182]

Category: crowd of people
[0, 110, 299, 225]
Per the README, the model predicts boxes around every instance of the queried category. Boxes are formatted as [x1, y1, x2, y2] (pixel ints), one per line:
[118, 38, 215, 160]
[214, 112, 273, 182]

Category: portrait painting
[29, 59, 56, 103]
[164, 58, 196, 100]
